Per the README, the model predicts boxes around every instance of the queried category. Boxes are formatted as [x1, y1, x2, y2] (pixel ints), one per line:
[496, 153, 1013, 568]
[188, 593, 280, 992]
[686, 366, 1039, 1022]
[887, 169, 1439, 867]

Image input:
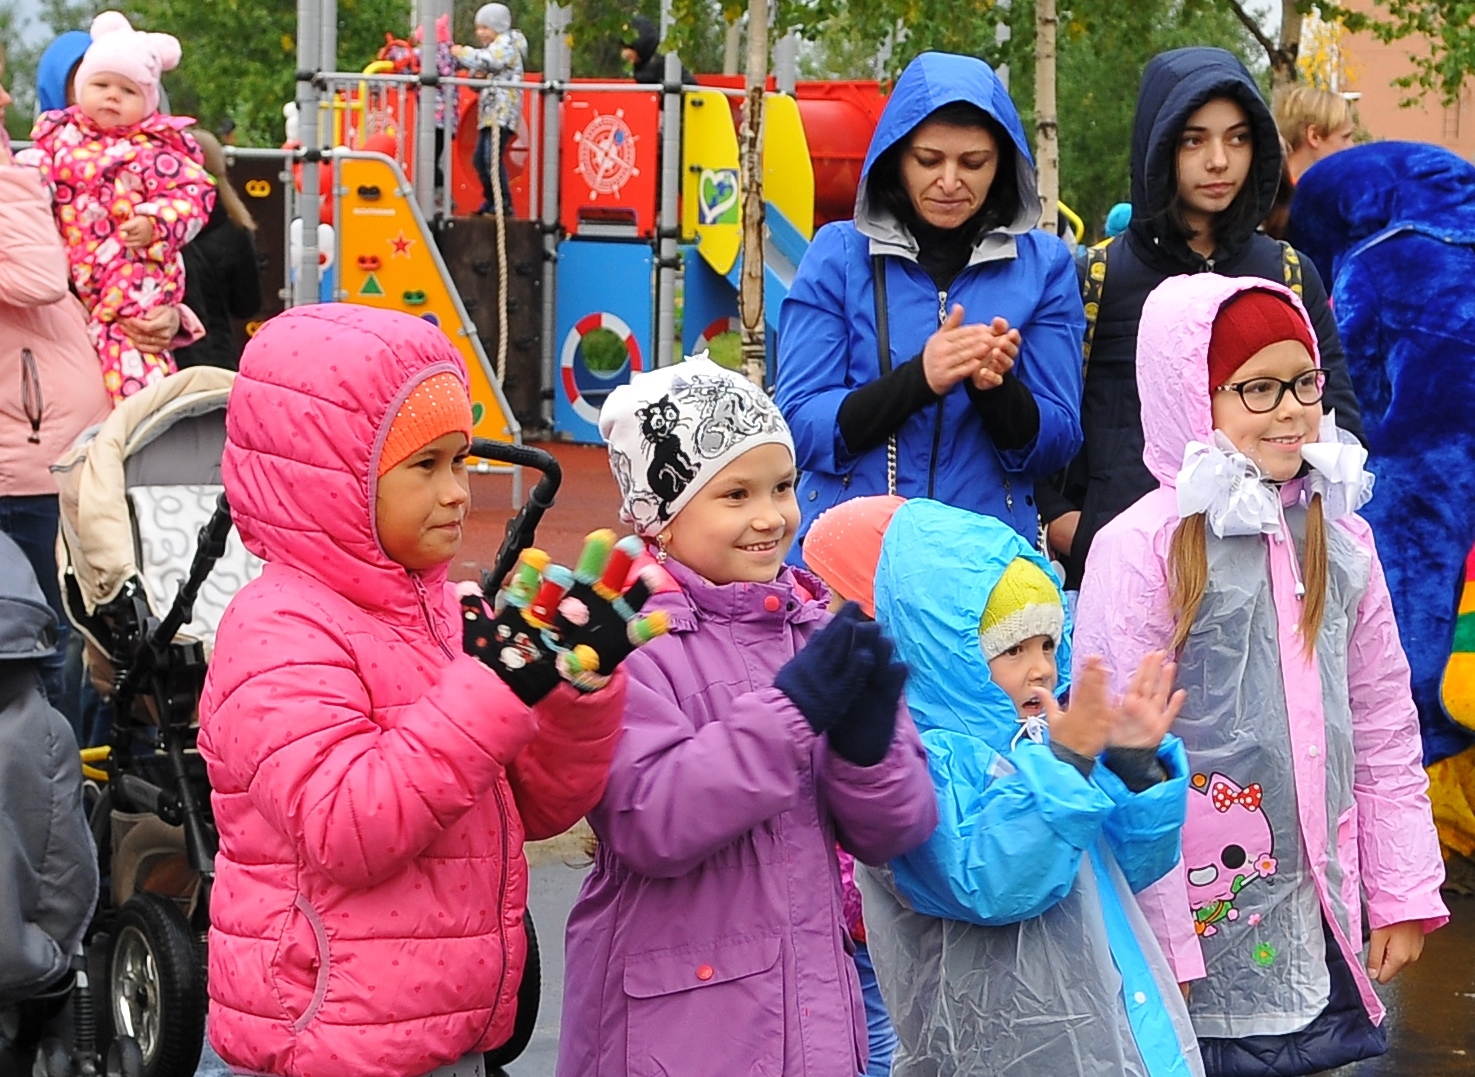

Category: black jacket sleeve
[836, 356, 939, 455]
[1298, 253, 1366, 446]
[227, 227, 263, 321]
[964, 371, 1040, 451]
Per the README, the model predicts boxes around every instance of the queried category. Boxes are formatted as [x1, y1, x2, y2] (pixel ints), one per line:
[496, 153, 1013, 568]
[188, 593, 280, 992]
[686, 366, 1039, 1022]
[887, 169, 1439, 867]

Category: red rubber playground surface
[455, 442, 626, 584]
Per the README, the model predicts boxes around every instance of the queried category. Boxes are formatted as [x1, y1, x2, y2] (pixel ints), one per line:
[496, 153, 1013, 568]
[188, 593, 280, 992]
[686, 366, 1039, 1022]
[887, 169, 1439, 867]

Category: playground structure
[236, 0, 894, 450]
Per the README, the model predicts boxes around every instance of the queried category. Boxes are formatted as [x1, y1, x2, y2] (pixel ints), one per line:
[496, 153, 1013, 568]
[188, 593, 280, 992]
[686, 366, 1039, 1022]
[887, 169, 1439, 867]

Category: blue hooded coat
[776, 53, 1084, 545]
[34, 32, 91, 114]
[1288, 142, 1475, 773]
[858, 499, 1202, 1077]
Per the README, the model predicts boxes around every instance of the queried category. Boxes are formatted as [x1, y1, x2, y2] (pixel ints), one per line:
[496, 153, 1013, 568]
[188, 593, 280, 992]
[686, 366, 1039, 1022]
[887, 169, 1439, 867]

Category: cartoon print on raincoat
[18, 107, 214, 401]
[858, 498, 1204, 1077]
[1186, 772, 1278, 937]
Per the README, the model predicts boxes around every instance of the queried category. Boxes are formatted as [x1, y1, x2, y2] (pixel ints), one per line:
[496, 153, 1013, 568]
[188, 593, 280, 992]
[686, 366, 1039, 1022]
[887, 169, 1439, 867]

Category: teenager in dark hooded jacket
[621, 15, 695, 85]
[1038, 47, 1364, 587]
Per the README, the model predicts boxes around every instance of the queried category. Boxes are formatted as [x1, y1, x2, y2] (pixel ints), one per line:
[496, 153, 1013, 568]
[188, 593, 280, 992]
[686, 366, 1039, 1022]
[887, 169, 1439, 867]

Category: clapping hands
[921, 304, 1022, 395]
[774, 603, 908, 767]
[1039, 651, 1185, 759]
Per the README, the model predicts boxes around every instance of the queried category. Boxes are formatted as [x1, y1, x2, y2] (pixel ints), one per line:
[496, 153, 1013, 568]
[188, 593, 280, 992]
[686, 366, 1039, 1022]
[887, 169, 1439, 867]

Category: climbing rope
[489, 121, 510, 386]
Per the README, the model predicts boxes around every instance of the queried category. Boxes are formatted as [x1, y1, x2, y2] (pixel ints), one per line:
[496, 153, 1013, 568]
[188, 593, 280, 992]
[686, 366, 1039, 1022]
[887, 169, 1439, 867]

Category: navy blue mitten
[774, 602, 877, 735]
[827, 630, 908, 767]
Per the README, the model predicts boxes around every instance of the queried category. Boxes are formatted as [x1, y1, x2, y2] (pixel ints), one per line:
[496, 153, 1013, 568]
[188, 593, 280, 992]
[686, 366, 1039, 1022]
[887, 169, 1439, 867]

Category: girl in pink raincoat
[1074, 273, 1447, 1076]
[18, 11, 214, 401]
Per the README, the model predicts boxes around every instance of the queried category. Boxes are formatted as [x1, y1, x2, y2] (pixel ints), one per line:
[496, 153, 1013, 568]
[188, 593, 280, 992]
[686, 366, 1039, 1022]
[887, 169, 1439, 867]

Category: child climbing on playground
[198, 304, 661, 1077]
[1074, 273, 1447, 1077]
[810, 494, 1205, 1076]
[17, 11, 214, 401]
[556, 358, 938, 1077]
[453, 3, 526, 216]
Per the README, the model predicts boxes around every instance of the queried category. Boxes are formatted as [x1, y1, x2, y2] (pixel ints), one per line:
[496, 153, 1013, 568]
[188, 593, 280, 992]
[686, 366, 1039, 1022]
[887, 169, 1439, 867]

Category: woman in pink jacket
[1074, 273, 1447, 1077]
[0, 42, 195, 727]
[198, 305, 646, 1077]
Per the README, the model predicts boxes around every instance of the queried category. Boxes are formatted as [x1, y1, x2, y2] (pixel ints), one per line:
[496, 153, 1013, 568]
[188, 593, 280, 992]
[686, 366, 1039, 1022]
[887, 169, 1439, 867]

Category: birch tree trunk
[739, 0, 768, 387]
[1035, 0, 1060, 235]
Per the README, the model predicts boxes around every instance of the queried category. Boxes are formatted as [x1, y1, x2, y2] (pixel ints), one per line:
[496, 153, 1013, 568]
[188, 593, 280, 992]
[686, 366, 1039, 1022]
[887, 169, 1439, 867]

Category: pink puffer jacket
[198, 305, 623, 1077]
[0, 164, 110, 496]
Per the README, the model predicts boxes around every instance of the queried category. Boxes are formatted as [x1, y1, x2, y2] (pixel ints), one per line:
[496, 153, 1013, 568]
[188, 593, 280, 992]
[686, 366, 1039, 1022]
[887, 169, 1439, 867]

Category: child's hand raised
[118, 214, 155, 249]
[1040, 656, 1115, 760]
[775, 603, 877, 736]
[1110, 650, 1186, 750]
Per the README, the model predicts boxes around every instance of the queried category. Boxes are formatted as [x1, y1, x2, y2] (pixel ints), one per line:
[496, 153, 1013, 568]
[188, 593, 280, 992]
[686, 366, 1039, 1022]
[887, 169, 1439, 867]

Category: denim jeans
[854, 941, 897, 1076]
[472, 125, 516, 214]
[0, 494, 77, 733]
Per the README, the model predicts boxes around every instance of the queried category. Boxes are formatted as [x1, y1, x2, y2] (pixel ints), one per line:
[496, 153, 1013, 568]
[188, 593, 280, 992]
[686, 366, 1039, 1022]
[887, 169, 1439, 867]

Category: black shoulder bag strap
[872, 254, 897, 495]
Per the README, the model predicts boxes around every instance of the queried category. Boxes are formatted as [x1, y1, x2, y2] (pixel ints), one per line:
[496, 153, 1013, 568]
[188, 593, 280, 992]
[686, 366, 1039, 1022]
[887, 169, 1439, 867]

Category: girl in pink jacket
[1074, 274, 1447, 1077]
[199, 305, 650, 1077]
[18, 12, 214, 402]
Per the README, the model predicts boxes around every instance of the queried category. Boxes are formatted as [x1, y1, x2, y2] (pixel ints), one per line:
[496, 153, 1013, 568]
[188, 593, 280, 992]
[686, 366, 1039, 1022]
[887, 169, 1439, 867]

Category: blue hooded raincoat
[776, 53, 1084, 544]
[858, 499, 1203, 1077]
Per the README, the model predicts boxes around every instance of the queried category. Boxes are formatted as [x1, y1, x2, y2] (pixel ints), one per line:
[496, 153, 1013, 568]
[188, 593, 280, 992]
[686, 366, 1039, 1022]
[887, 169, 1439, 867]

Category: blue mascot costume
[1289, 141, 1475, 873]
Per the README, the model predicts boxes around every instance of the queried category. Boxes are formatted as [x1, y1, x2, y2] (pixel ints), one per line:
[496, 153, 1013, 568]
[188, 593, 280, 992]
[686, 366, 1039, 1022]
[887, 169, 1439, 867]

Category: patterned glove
[545, 530, 669, 691]
[463, 532, 668, 706]
[774, 603, 879, 735]
[827, 630, 907, 767]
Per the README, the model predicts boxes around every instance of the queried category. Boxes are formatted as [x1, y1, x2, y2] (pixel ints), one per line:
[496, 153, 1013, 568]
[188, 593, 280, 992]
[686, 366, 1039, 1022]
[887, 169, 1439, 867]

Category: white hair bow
[1175, 432, 1282, 537]
[1301, 412, 1376, 520]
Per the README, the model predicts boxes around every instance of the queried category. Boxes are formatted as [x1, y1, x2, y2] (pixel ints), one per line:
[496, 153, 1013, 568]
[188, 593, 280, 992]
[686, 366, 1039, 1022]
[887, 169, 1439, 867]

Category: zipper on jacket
[21, 349, 42, 444]
[928, 291, 948, 498]
[412, 573, 456, 660]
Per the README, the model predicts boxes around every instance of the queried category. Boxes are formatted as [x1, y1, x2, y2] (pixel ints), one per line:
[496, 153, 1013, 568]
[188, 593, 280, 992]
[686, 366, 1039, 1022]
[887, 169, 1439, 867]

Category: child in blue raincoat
[854, 498, 1205, 1076]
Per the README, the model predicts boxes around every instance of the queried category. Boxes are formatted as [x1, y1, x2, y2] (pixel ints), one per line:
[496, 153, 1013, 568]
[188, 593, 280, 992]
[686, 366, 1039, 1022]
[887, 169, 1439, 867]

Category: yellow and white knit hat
[979, 558, 1064, 661]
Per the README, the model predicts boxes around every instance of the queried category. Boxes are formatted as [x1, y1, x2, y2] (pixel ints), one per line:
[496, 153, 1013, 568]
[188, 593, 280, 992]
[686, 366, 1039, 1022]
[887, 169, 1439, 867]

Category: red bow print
[1211, 781, 1263, 813]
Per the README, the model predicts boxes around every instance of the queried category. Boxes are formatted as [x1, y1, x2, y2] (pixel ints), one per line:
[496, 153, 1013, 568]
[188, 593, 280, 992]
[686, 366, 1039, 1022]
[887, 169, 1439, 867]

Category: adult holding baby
[777, 51, 1085, 547]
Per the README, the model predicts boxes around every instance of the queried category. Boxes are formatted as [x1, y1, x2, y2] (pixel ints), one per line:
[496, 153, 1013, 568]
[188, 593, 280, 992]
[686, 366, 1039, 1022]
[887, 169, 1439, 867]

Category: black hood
[623, 15, 659, 65]
[1128, 47, 1282, 258]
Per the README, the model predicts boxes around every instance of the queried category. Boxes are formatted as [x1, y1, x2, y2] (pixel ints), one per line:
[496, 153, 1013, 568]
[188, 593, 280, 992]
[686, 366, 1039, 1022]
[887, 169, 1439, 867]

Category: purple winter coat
[558, 558, 938, 1077]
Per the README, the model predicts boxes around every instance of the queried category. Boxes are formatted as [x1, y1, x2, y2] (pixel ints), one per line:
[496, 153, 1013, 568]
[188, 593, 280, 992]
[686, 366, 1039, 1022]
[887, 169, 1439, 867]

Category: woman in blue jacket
[776, 52, 1084, 545]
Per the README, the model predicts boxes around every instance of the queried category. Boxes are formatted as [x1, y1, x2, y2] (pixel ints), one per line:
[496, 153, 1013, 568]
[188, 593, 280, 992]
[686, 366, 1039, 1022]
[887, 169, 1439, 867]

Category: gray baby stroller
[0, 528, 143, 1077]
[55, 367, 255, 1077]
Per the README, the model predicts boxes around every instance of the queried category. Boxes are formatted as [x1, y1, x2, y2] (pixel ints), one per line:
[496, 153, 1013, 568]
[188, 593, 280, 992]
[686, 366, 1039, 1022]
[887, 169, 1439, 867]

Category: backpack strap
[871, 254, 897, 495]
[1278, 240, 1304, 297]
[1080, 237, 1113, 377]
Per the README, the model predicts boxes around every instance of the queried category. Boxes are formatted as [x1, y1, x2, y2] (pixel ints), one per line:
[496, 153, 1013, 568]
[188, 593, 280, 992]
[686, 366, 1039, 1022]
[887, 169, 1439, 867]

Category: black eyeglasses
[1215, 369, 1327, 414]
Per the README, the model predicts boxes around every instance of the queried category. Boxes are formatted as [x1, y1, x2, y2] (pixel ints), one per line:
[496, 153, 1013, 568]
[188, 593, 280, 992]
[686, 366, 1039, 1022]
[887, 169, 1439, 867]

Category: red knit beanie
[1206, 289, 1316, 392]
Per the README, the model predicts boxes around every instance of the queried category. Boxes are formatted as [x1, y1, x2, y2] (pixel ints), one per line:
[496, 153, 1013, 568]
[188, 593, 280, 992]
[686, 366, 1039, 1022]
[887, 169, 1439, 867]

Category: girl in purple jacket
[558, 358, 938, 1077]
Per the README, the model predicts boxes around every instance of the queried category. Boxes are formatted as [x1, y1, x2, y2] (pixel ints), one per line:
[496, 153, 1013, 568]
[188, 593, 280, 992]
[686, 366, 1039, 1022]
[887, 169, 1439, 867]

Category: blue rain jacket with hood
[776, 53, 1084, 545]
[1035, 47, 1364, 589]
[1288, 142, 1475, 772]
[857, 499, 1202, 1077]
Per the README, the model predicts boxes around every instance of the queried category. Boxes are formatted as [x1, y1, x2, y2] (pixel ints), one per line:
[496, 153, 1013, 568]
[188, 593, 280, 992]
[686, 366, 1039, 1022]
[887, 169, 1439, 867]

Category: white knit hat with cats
[599, 356, 793, 536]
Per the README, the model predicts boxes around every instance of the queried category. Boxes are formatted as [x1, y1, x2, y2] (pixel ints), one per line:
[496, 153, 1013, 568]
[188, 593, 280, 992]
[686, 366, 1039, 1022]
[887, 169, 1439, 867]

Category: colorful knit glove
[774, 602, 879, 736]
[463, 531, 668, 706]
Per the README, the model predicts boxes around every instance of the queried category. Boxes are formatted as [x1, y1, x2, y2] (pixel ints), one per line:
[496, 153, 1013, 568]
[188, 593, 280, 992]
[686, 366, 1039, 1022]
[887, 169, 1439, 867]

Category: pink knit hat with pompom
[74, 11, 181, 119]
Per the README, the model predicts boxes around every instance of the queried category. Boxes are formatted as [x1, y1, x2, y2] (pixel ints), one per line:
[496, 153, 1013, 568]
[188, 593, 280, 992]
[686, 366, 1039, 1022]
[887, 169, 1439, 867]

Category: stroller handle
[472, 439, 564, 591]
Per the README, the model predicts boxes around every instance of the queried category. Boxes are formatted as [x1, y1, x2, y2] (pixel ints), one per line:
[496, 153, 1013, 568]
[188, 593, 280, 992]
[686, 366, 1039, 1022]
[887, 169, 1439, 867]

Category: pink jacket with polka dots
[198, 305, 623, 1077]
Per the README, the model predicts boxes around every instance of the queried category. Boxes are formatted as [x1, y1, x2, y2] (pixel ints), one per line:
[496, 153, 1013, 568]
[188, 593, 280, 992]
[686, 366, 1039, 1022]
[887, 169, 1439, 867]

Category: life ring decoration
[561, 312, 644, 425]
[692, 316, 741, 354]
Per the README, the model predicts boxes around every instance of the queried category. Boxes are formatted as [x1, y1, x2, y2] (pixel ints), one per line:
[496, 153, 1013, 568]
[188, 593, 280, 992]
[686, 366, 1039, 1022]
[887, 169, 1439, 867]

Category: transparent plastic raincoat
[1075, 274, 1446, 1074]
[859, 499, 1204, 1076]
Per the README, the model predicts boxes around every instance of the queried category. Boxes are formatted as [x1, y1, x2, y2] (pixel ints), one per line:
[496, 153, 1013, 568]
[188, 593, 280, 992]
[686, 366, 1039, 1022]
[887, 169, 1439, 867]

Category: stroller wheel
[108, 894, 204, 1077]
[104, 1037, 144, 1077]
[483, 909, 541, 1069]
[32, 1039, 73, 1077]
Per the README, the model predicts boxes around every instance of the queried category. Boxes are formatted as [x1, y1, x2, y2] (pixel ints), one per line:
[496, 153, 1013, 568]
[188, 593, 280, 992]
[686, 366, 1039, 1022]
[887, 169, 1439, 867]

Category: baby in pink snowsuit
[19, 11, 215, 400]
